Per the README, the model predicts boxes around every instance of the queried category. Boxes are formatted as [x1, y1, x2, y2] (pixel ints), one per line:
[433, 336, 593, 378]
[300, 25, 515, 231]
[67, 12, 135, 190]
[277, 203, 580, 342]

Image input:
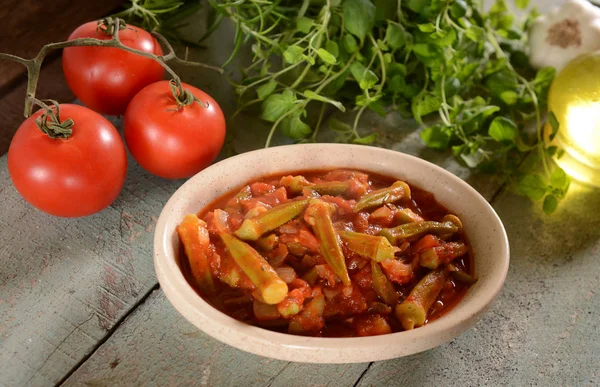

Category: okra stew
[177, 169, 476, 337]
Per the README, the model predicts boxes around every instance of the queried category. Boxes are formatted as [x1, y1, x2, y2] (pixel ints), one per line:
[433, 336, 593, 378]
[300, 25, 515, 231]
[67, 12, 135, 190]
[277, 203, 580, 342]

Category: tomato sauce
[177, 169, 475, 337]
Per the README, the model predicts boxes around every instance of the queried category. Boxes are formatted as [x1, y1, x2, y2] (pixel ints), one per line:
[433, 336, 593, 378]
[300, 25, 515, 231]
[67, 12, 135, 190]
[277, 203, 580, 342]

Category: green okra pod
[420, 242, 468, 269]
[379, 220, 459, 244]
[302, 266, 319, 286]
[257, 233, 279, 252]
[288, 293, 326, 334]
[371, 260, 399, 306]
[225, 185, 252, 211]
[305, 200, 351, 286]
[309, 181, 352, 196]
[448, 264, 478, 284]
[420, 248, 442, 269]
[234, 199, 309, 241]
[280, 175, 310, 193]
[339, 231, 395, 262]
[394, 208, 423, 224]
[219, 233, 288, 304]
[353, 181, 411, 213]
[395, 268, 448, 330]
[280, 175, 352, 196]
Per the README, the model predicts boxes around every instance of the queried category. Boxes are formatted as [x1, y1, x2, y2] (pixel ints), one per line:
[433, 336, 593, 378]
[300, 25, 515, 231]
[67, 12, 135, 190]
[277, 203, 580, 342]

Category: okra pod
[302, 266, 318, 285]
[276, 288, 305, 318]
[394, 208, 423, 224]
[305, 200, 351, 286]
[420, 243, 468, 269]
[420, 248, 441, 269]
[379, 220, 459, 244]
[280, 175, 352, 196]
[225, 185, 252, 210]
[177, 214, 215, 294]
[286, 242, 308, 257]
[339, 231, 395, 262]
[368, 302, 392, 315]
[257, 234, 279, 252]
[234, 199, 309, 241]
[309, 181, 352, 196]
[448, 264, 478, 284]
[280, 175, 310, 193]
[395, 268, 448, 330]
[288, 293, 326, 334]
[353, 181, 411, 212]
[371, 260, 399, 306]
[219, 233, 288, 304]
[217, 259, 243, 288]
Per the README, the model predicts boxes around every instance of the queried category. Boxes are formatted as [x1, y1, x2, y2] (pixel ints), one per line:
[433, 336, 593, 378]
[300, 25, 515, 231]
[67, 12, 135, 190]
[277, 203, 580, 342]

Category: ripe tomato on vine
[8, 103, 127, 217]
[62, 21, 165, 116]
[124, 81, 226, 179]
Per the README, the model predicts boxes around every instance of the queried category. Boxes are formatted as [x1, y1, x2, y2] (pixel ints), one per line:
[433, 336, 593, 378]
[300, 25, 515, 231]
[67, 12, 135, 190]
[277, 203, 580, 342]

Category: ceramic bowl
[154, 144, 509, 363]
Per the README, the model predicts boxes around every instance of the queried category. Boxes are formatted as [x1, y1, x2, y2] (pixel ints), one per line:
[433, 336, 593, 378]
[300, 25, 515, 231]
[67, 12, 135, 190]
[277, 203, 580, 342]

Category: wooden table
[2, 0, 599, 385]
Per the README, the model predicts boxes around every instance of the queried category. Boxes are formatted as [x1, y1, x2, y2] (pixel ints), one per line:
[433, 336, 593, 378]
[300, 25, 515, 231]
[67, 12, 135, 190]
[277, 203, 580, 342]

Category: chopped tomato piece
[320, 195, 356, 215]
[380, 259, 413, 284]
[352, 212, 370, 233]
[412, 234, 441, 253]
[250, 182, 275, 196]
[326, 284, 368, 317]
[353, 264, 372, 289]
[289, 278, 313, 299]
[354, 314, 392, 336]
[322, 169, 369, 183]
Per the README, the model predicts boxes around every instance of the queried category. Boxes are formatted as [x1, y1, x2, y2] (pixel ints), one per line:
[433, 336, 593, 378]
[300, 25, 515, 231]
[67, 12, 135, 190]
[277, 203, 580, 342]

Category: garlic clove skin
[529, 0, 600, 72]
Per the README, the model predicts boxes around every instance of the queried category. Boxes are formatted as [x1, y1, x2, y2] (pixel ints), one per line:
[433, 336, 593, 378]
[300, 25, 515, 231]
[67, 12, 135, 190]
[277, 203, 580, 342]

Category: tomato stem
[29, 98, 74, 139]
[96, 17, 128, 36]
[168, 79, 209, 110]
[0, 17, 223, 118]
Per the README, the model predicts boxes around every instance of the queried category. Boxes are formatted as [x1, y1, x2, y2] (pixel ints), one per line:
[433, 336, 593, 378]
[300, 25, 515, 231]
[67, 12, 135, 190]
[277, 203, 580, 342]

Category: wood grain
[0, 0, 124, 89]
[61, 290, 369, 387]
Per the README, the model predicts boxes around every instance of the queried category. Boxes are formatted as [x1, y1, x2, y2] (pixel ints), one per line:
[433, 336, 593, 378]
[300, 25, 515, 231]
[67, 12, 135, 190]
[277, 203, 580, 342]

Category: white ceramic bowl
[154, 144, 509, 363]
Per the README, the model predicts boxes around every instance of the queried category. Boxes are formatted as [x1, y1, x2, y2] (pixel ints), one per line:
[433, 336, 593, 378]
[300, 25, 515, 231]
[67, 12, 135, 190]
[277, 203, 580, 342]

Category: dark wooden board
[0, 0, 125, 88]
[0, 0, 125, 156]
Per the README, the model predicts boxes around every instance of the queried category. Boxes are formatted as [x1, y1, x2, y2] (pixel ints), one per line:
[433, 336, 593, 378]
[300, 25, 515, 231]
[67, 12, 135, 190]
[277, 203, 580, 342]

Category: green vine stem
[0, 17, 223, 118]
[31, 98, 75, 139]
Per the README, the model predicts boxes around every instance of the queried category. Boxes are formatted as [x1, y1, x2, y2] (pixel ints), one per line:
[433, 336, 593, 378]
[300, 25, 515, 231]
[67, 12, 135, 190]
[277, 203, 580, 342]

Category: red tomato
[123, 81, 226, 179]
[62, 21, 164, 115]
[8, 104, 127, 217]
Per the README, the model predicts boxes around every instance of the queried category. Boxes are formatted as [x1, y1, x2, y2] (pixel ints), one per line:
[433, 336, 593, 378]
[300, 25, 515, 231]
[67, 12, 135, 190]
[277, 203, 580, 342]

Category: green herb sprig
[119, 0, 571, 213]
[113, 0, 203, 46]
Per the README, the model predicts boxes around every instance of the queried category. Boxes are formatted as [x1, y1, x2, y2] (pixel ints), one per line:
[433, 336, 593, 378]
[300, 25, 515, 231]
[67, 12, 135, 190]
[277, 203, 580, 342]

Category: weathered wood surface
[4, 0, 597, 385]
[0, 147, 183, 386]
[59, 178, 600, 387]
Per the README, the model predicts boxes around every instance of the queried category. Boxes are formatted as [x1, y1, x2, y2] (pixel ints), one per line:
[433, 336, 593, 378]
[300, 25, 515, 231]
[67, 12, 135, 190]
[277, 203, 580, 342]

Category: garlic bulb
[529, 0, 600, 72]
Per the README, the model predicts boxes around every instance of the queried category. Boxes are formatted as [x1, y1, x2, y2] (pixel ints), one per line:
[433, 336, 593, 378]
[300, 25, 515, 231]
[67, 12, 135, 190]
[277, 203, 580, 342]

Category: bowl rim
[154, 143, 510, 363]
